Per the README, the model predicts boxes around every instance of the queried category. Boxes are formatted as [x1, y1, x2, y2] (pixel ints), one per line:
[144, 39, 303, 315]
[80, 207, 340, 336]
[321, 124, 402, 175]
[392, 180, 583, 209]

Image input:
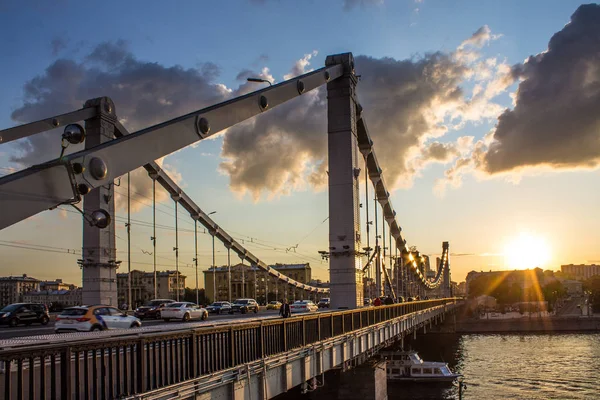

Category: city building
[561, 264, 600, 280]
[465, 268, 551, 296]
[39, 279, 75, 291]
[117, 270, 186, 308]
[0, 274, 40, 307]
[562, 280, 583, 296]
[203, 263, 315, 303]
[23, 288, 82, 308]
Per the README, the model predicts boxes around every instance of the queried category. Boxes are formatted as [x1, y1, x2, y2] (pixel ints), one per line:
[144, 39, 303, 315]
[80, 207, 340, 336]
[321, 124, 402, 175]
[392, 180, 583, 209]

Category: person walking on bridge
[280, 299, 291, 318]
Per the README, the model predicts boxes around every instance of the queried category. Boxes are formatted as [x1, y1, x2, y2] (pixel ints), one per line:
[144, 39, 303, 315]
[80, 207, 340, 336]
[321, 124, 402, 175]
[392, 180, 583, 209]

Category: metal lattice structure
[0, 52, 451, 306]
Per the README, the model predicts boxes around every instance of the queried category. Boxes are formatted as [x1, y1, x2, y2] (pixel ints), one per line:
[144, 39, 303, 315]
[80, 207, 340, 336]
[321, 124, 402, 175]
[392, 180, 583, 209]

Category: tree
[583, 276, 600, 313]
[183, 288, 209, 306]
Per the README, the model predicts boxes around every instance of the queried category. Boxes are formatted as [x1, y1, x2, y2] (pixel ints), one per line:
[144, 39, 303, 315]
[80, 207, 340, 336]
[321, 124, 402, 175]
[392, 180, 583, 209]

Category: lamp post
[208, 211, 217, 302]
[247, 77, 273, 86]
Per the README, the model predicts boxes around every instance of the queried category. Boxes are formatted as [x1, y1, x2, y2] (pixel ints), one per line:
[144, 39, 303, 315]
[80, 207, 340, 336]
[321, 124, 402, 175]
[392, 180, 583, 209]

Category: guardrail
[0, 298, 458, 399]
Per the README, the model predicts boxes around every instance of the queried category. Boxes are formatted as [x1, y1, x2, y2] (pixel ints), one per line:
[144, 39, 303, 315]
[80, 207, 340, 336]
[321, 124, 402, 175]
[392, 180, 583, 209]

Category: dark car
[318, 298, 330, 308]
[396, 296, 405, 303]
[206, 301, 232, 314]
[229, 299, 259, 314]
[134, 299, 175, 320]
[0, 303, 50, 327]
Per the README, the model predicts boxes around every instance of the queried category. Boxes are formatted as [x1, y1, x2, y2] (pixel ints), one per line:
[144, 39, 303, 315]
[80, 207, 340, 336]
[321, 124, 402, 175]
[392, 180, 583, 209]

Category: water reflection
[278, 333, 600, 400]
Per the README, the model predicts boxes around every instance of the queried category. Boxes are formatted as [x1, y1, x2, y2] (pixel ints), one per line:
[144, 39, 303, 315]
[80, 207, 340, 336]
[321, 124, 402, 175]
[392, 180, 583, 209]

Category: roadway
[0, 309, 297, 340]
[555, 296, 584, 317]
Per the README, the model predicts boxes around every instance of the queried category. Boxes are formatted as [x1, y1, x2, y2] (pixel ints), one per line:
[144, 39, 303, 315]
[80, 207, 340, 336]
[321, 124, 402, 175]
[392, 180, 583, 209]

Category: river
[281, 333, 600, 400]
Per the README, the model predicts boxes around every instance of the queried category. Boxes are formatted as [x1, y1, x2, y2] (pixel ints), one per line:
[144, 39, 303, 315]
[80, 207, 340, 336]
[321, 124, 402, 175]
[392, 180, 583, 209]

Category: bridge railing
[0, 298, 458, 400]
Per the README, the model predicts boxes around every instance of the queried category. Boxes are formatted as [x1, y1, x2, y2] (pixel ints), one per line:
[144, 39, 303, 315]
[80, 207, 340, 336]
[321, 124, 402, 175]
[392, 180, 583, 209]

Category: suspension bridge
[0, 52, 461, 400]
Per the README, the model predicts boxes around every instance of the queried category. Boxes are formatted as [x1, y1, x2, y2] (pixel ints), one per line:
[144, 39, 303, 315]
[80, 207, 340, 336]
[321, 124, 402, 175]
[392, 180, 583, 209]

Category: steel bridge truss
[0, 52, 449, 295]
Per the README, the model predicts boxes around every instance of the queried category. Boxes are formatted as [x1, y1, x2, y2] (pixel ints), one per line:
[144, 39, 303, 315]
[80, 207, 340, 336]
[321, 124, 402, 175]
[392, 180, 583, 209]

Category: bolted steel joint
[195, 116, 210, 137]
[62, 124, 86, 144]
[259, 95, 269, 111]
[90, 209, 111, 229]
[77, 183, 90, 195]
[89, 157, 108, 180]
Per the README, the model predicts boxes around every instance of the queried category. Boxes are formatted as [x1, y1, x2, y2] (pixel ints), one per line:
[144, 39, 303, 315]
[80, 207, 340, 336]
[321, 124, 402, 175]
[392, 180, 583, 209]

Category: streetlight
[247, 77, 272, 86]
[208, 211, 217, 302]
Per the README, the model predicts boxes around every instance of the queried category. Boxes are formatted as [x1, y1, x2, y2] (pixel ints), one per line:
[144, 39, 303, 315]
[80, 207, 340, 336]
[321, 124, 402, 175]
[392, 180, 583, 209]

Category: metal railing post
[190, 333, 198, 378]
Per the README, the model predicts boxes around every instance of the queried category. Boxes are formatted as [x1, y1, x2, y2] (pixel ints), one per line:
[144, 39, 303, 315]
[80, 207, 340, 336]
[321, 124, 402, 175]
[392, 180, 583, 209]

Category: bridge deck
[0, 299, 460, 400]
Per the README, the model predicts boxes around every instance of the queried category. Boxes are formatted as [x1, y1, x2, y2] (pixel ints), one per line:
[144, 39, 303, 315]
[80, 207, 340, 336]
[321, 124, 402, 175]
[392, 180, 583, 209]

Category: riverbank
[452, 316, 600, 333]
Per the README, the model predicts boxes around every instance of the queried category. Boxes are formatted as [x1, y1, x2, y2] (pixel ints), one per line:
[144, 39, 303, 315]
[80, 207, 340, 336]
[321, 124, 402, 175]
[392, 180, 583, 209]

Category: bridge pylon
[81, 97, 119, 306]
[326, 53, 363, 309]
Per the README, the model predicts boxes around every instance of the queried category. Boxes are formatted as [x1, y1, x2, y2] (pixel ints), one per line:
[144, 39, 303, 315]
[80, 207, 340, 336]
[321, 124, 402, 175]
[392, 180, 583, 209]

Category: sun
[504, 233, 551, 270]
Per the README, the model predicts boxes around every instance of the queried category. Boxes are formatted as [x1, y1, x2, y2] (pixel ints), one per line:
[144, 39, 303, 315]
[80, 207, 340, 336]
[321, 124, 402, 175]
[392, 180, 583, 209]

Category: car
[396, 296, 405, 303]
[229, 299, 259, 314]
[206, 301, 232, 314]
[266, 301, 282, 310]
[134, 299, 175, 319]
[317, 298, 330, 308]
[55, 305, 141, 333]
[364, 298, 373, 306]
[161, 302, 208, 322]
[290, 300, 318, 313]
[0, 303, 50, 327]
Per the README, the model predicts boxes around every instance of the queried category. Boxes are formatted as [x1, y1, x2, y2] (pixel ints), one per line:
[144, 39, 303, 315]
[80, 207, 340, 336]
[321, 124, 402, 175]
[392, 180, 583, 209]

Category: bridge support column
[339, 360, 387, 400]
[81, 97, 119, 306]
[326, 52, 363, 310]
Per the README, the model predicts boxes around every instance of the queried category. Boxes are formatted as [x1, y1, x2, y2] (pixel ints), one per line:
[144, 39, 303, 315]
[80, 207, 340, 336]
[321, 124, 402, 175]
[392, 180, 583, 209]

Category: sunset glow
[504, 233, 551, 270]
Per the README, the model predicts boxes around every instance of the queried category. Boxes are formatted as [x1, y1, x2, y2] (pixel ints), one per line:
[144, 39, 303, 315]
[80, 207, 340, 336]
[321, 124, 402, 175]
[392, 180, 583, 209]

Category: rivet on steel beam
[62, 124, 86, 144]
[195, 116, 210, 137]
[72, 163, 84, 174]
[297, 80, 305, 94]
[77, 183, 90, 195]
[259, 95, 268, 111]
[89, 157, 108, 180]
[91, 209, 111, 229]
[324, 71, 330, 81]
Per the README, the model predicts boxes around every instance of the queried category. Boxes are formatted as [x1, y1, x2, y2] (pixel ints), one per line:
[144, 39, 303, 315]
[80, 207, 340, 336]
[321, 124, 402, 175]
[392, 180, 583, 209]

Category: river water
[282, 333, 600, 400]
[395, 333, 600, 399]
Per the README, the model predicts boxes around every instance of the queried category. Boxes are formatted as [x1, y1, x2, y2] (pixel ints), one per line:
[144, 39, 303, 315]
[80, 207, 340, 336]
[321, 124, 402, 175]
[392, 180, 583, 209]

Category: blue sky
[0, 0, 598, 286]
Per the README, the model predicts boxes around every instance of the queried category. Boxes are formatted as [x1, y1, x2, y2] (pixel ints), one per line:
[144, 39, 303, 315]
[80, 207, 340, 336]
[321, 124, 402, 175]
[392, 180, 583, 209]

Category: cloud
[10, 25, 508, 204]
[50, 37, 67, 57]
[284, 51, 318, 80]
[220, 34, 506, 198]
[458, 25, 502, 51]
[343, 0, 384, 11]
[441, 4, 600, 190]
[9, 41, 233, 211]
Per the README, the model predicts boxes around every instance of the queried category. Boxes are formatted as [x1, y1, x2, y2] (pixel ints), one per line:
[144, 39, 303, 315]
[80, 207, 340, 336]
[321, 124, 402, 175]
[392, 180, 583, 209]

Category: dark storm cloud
[10, 25, 503, 203]
[479, 4, 600, 174]
[9, 41, 232, 211]
[219, 50, 483, 198]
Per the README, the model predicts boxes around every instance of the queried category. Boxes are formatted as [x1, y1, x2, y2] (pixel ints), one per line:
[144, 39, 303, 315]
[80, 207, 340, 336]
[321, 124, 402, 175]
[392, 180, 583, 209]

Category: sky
[0, 0, 599, 288]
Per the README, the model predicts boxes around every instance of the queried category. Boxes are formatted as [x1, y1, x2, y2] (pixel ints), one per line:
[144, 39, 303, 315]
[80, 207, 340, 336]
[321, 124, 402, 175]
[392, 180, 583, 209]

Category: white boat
[379, 350, 461, 383]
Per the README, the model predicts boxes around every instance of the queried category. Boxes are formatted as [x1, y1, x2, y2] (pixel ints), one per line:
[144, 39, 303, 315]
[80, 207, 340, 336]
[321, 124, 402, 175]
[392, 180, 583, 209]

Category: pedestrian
[373, 297, 382, 306]
[280, 299, 291, 318]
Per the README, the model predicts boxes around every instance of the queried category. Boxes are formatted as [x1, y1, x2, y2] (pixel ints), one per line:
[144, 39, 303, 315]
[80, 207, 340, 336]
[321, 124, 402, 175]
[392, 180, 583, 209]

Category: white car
[290, 300, 318, 313]
[55, 305, 141, 333]
[161, 302, 208, 322]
